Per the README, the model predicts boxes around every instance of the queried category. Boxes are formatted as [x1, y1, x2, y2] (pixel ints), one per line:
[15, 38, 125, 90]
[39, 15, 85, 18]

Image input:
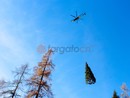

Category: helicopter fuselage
[72, 16, 80, 22]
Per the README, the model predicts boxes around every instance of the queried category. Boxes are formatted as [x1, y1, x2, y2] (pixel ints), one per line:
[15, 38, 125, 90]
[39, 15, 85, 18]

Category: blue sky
[0, 0, 130, 98]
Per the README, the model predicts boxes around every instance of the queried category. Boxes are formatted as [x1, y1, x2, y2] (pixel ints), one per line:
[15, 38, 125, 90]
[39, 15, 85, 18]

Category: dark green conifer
[85, 62, 96, 84]
[112, 90, 120, 98]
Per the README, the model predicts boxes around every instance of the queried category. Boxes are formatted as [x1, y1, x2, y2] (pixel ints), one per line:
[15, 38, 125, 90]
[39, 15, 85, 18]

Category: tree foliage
[26, 49, 54, 98]
[85, 62, 96, 84]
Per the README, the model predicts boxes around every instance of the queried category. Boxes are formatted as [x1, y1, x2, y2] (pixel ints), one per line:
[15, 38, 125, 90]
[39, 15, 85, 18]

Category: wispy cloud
[0, 31, 37, 80]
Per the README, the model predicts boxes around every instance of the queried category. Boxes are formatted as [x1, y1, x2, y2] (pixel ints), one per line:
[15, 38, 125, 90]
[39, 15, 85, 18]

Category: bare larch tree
[0, 64, 29, 98]
[120, 83, 130, 98]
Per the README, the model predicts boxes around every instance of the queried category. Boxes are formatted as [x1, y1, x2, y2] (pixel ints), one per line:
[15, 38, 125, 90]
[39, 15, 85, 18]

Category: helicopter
[71, 11, 86, 23]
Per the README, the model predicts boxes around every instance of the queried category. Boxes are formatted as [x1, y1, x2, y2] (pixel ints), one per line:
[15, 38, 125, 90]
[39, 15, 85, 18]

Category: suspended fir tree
[85, 62, 96, 84]
[26, 49, 55, 98]
[112, 90, 120, 98]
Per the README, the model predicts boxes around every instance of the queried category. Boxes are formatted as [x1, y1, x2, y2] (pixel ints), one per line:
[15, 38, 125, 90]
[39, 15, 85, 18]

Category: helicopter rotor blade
[76, 20, 78, 23]
[76, 11, 78, 17]
[70, 15, 76, 18]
